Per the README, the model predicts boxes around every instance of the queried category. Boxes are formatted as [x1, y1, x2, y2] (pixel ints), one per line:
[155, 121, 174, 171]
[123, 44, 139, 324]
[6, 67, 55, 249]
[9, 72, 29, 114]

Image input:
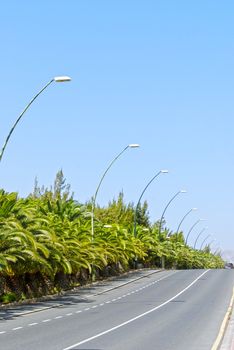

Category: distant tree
[32, 177, 40, 198]
[31, 170, 72, 201]
[53, 169, 71, 200]
[135, 200, 150, 227]
[95, 192, 134, 228]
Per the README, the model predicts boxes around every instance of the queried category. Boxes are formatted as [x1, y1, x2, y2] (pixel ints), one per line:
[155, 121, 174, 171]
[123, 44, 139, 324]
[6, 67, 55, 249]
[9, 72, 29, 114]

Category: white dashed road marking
[0, 272, 173, 336]
[12, 327, 23, 331]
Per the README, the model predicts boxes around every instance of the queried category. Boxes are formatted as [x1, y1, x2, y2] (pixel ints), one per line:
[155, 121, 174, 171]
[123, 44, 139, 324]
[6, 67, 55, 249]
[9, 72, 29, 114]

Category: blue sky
[0, 1, 233, 259]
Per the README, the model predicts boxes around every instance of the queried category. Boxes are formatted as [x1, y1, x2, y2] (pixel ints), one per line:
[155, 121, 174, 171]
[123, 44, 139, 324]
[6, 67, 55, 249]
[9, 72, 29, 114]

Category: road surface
[0, 269, 233, 350]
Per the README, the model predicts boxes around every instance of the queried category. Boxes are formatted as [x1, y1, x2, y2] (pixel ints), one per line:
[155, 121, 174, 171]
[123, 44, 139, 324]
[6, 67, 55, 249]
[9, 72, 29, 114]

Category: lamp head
[129, 144, 140, 148]
[54, 76, 71, 82]
[160, 170, 169, 173]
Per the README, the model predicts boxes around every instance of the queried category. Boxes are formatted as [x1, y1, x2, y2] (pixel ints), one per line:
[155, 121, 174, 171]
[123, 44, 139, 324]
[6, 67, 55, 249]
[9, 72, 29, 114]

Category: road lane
[0, 269, 233, 350]
[67, 269, 233, 350]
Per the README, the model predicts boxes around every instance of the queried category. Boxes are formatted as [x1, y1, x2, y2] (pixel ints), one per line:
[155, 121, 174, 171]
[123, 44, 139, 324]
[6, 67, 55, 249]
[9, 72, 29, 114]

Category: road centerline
[62, 269, 210, 350]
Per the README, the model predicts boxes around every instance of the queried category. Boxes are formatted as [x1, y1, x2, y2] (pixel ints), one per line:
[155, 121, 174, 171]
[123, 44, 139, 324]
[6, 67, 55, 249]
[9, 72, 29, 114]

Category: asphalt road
[0, 269, 233, 350]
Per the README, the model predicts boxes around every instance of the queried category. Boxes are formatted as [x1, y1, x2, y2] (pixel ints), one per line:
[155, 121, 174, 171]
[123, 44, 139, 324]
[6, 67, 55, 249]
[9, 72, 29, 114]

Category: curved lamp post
[91, 144, 140, 241]
[158, 189, 187, 237]
[200, 234, 211, 250]
[206, 239, 216, 250]
[133, 169, 169, 237]
[193, 227, 208, 249]
[0, 76, 71, 163]
[185, 219, 205, 245]
[212, 241, 221, 255]
[176, 208, 197, 234]
[214, 247, 221, 255]
[90, 143, 139, 279]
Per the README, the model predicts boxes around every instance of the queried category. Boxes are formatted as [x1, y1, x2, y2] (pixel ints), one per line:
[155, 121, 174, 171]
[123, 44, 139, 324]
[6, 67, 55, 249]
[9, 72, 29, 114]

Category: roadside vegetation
[0, 171, 224, 304]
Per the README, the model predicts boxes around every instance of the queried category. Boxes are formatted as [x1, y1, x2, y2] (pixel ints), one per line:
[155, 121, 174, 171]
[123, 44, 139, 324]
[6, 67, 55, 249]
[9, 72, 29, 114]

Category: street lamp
[91, 143, 140, 242]
[214, 247, 222, 255]
[90, 143, 140, 280]
[158, 189, 187, 237]
[207, 239, 216, 249]
[176, 208, 197, 234]
[0, 76, 71, 163]
[193, 227, 208, 249]
[200, 234, 211, 250]
[133, 169, 168, 237]
[185, 219, 205, 245]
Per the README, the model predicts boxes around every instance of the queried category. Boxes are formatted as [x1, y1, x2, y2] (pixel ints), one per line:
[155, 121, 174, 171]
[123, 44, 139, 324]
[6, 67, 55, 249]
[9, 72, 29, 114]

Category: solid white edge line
[211, 286, 234, 350]
[62, 270, 209, 350]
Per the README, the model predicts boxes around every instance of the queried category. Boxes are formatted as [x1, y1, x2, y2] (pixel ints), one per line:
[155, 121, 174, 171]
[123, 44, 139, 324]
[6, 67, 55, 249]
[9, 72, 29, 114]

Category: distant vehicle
[224, 262, 234, 269]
